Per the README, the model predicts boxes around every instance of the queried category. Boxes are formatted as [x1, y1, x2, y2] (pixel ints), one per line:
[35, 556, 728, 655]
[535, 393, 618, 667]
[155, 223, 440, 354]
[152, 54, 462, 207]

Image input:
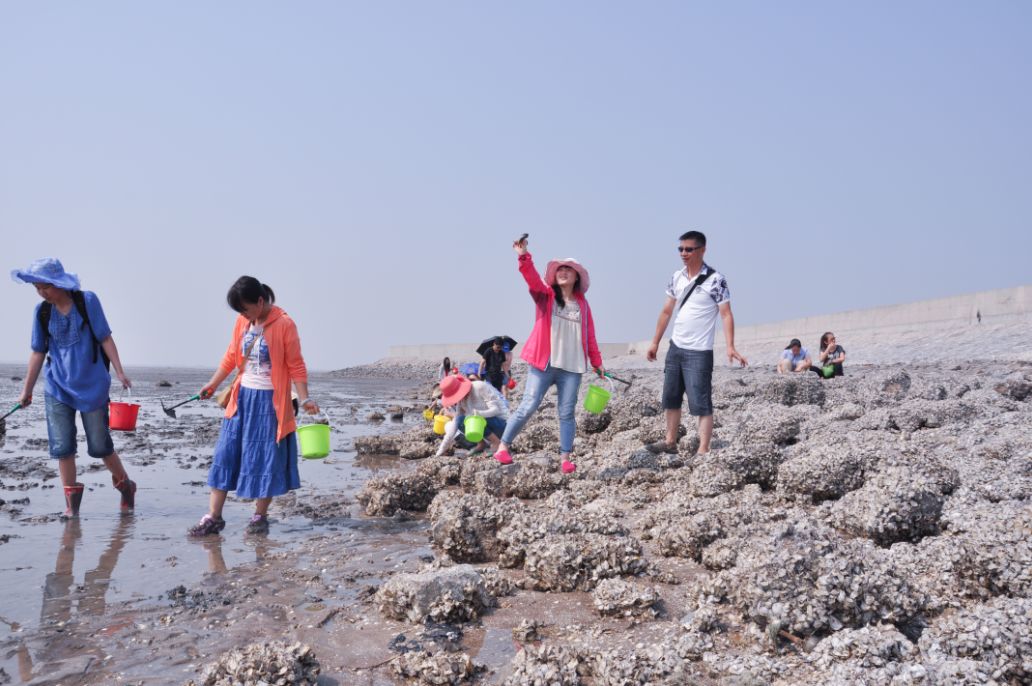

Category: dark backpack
[37, 291, 111, 370]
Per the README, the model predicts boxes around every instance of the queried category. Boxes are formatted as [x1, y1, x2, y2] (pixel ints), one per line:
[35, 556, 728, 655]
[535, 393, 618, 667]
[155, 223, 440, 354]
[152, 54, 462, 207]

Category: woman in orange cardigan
[189, 276, 320, 536]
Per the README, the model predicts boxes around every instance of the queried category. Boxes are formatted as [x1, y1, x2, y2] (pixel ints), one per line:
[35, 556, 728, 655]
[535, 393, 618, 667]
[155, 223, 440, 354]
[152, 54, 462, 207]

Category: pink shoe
[494, 449, 513, 465]
[561, 460, 576, 474]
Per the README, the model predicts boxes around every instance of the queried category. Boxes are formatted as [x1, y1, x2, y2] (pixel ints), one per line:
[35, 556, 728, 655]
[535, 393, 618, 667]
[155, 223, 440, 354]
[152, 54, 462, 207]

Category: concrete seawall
[387, 285, 1032, 362]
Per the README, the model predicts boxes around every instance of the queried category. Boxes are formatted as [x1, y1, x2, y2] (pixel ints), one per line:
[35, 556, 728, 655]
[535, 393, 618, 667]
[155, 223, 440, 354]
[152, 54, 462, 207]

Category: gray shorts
[662, 343, 713, 416]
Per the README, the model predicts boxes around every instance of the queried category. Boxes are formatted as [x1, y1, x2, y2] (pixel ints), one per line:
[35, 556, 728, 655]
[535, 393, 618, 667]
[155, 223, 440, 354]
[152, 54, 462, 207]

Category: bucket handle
[591, 376, 615, 394]
[116, 387, 133, 403]
[298, 409, 331, 428]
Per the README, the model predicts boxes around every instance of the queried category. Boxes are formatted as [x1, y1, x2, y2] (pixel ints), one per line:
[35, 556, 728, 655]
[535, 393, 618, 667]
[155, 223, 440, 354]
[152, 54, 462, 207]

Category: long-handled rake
[161, 394, 201, 419]
[1, 403, 21, 421]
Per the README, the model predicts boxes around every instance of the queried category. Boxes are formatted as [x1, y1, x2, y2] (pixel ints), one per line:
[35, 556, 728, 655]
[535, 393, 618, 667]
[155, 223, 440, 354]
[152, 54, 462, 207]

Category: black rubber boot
[63, 483, 84, 518]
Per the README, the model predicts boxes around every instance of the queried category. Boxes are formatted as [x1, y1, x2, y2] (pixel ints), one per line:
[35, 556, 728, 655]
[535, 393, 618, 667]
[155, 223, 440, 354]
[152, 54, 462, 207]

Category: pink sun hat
[543, 258, 590, 294]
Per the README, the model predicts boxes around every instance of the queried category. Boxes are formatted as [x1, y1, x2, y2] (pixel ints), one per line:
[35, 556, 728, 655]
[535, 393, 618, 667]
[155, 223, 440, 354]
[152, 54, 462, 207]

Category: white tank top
[240, 324, 274, 390]
[550, 299, 586, 373]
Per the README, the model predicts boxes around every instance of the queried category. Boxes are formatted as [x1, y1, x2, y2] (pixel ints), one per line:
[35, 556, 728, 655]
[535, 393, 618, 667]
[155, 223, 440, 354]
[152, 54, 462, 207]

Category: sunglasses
[678, 246, 702, 253]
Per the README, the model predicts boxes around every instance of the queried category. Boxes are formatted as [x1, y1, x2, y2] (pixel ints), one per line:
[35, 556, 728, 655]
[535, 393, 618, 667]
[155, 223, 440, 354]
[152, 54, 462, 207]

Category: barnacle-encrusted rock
[712, 522, 928, 637]
[591, 578, 659, 617]
[832, 466, 946, 546]
[477, 567, 516, 597]
[355, 425, 436, 459]
[808, 624, 914, 671]
[356, 472, 437, 516]
[948, 501, 1032, 599]
[994, 376, 1032, 401]
[192, 641, 320, 686]
[376, 565, 494, 624]
[756, 375, 826, 406]
[504, 644, 582, 686]
[512, 618, 544, 643]
[428, 492, 524, 562]
[919, 597, 1032, 683]
[470, 459, 566, 500]
[523, 533, 648, 592]
[393, 650, 481, 685]
[777, 445, 865, 502]
[495, 497, 628, 569]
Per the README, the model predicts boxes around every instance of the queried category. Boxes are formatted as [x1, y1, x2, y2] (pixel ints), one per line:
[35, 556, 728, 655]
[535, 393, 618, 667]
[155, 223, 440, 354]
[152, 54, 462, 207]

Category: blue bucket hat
[11, 258, 81, 291]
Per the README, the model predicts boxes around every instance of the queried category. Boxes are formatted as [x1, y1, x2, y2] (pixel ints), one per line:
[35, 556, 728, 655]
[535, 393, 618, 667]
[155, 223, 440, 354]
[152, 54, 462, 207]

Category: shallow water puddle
[0, 365, 423, 684]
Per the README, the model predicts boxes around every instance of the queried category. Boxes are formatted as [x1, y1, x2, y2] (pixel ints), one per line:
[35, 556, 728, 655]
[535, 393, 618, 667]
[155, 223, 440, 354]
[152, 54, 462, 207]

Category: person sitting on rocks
[435, 375, 508, 457]
[778, 338, 812, 374]
[811, 331, 846, 378]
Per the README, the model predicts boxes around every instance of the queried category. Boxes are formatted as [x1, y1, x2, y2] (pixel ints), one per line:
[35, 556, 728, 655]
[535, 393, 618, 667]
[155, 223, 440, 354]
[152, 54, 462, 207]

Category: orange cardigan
[218, 306, 308, 443]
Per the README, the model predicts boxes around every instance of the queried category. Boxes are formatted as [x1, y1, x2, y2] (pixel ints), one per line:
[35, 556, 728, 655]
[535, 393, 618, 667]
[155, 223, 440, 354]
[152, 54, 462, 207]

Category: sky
[1, 2, 1029, 371]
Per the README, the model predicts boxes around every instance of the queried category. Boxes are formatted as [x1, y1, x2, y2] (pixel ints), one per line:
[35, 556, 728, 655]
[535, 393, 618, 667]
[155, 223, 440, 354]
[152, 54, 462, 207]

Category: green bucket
[464, 415, 487, 443]
[583, 379, 613, 414]
[821, 364, 836, 379]
[297, 422, 331, 459]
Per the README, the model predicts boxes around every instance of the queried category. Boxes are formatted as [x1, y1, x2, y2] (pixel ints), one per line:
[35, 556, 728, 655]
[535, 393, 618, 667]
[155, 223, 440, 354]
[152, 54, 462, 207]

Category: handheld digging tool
[604, 372, 633, 387]
[1, 403, 21, 421]
[161, 394, 201, 419]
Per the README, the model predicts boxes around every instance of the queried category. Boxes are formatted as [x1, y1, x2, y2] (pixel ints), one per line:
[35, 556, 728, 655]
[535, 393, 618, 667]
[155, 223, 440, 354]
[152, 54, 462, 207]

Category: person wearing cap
[12, 258, 137, 518]
[645, 230, 747, 458]
[435, 374, 508, 457]
[778, 338, 812, 374]
[492, 237, 605, 474]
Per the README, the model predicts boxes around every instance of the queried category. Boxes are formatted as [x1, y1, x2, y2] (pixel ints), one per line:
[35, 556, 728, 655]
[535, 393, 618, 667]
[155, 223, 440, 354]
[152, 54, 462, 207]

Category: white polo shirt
[666, 264, 731, 351]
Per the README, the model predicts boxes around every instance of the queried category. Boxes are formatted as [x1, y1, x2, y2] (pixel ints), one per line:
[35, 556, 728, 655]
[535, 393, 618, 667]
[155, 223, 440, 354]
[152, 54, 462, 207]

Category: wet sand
[0, 366, 426, 685]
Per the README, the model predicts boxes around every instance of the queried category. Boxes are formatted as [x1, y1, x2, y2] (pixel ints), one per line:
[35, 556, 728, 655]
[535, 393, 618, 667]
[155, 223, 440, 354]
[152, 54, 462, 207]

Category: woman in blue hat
[12, 258, 137, 518]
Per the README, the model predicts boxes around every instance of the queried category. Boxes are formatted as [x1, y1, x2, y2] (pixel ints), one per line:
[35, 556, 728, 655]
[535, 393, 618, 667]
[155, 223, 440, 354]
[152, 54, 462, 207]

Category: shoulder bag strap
[676, 269, 715, 313]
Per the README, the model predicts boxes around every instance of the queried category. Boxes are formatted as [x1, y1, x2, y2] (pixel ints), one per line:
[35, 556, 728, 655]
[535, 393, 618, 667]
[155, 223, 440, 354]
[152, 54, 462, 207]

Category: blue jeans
[501, 364, 582, 454]
[45, 393, 115, 459]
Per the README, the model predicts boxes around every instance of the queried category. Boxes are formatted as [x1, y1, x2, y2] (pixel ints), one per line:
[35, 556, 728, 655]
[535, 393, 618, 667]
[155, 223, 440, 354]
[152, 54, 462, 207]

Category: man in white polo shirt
[645, 230, 747, 456]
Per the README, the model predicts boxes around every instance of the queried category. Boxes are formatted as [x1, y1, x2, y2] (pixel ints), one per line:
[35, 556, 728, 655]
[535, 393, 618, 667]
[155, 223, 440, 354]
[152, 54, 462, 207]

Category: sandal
[188, 514, 226, 537]
[246, 513, 270, 535]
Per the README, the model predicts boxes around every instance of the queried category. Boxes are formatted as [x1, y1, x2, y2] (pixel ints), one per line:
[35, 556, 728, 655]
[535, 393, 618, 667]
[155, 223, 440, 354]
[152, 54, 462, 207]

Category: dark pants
[661, 343, 713, 416]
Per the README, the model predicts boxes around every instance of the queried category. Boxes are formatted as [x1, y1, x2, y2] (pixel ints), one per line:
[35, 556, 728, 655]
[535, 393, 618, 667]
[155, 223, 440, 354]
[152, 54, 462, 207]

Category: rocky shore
[345, 361, 1031, 684]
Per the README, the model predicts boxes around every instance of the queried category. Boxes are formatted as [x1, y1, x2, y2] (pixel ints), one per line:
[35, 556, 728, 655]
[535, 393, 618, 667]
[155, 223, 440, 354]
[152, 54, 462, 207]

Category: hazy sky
[2, 2, 1029, 371]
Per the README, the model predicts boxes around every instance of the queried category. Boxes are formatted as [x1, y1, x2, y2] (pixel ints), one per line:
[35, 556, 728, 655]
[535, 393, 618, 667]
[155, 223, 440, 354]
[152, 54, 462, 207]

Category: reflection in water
[41, 517, 133, 624]
[19, 517, 133, 680]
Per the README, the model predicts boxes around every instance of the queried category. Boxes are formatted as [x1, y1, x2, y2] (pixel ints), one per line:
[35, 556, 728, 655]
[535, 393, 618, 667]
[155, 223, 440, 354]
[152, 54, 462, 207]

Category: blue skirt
[208, 386, 300, 499]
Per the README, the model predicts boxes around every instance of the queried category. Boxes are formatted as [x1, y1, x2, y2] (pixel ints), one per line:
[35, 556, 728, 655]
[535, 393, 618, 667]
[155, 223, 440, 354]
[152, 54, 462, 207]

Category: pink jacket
[517, 252, 603, 372]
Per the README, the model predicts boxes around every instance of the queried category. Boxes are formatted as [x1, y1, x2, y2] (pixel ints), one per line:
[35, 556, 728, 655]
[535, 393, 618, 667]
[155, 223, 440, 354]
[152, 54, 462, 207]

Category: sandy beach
[0, 314, 1030, 685]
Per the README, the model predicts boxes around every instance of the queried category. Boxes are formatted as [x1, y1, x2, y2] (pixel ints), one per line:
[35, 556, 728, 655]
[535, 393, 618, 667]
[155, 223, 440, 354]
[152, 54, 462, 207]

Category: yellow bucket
[433, 414, 450, 435]
[423, 408, 434, 421]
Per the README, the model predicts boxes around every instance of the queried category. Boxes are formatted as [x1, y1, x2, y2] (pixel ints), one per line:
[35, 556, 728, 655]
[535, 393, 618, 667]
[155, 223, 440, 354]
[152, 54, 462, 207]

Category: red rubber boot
[63, 483, 85, 518]
[113, 476, 136, 513]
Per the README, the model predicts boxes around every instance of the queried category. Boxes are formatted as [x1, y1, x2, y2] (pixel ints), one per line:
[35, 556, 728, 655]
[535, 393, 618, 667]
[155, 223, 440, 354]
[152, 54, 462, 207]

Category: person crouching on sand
[189, 276, 319, 537]
[492, 236, 605, 474]
[12, 258, 137, 518]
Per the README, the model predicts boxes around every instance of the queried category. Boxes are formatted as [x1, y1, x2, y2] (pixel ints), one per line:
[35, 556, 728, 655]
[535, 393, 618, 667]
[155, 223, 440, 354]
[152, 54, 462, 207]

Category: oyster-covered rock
[523, 533, 648, 592]
[357, 471, 438, 516]
[191, 641, 320, 686]
[591, 578, 659, 617]
[393, 650, 482, 685]
[376, 564, 494, 624]
[428, 492, 524, 562]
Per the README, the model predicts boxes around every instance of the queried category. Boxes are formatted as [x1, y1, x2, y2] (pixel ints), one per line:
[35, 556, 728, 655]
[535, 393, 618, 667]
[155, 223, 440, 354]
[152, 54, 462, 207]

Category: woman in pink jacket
[493, 237, 605, 473]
